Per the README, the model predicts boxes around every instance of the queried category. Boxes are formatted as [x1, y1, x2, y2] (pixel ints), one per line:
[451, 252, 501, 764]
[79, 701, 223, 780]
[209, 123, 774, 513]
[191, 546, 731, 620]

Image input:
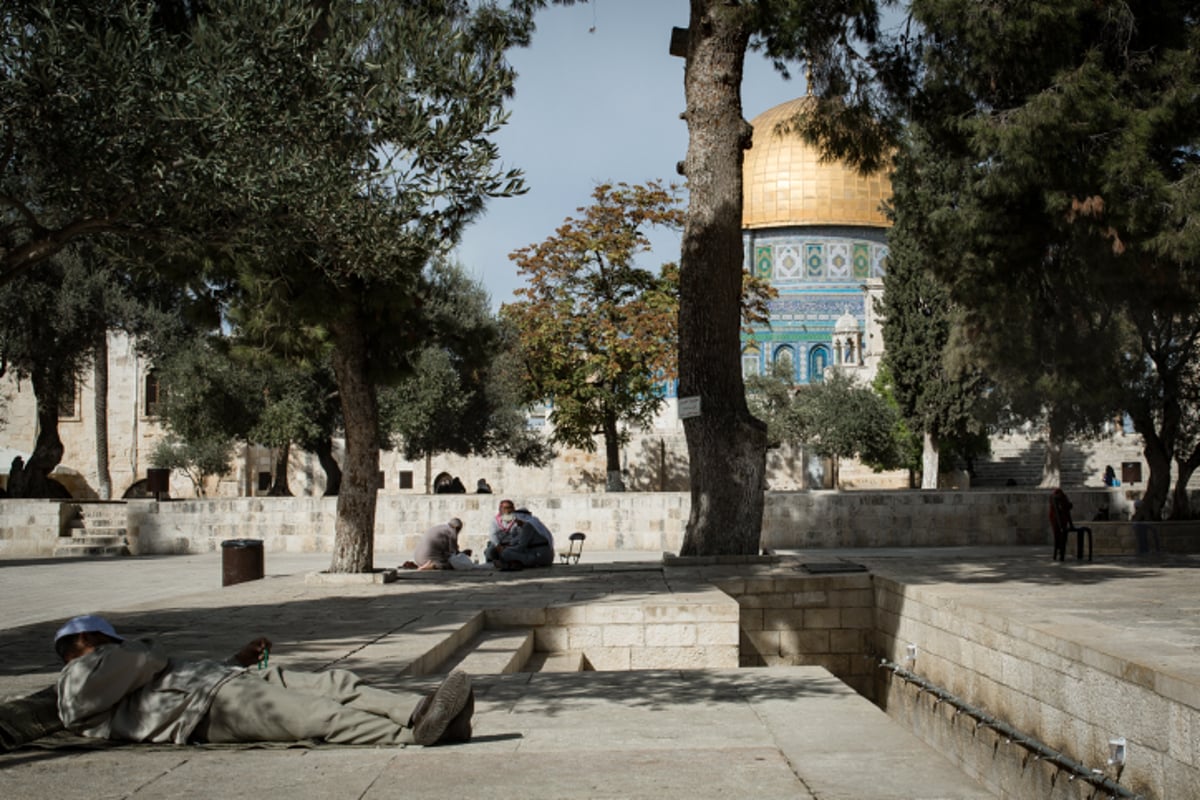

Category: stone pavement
[4, 546, 1197, 799]
[0, 549, 1001, 799]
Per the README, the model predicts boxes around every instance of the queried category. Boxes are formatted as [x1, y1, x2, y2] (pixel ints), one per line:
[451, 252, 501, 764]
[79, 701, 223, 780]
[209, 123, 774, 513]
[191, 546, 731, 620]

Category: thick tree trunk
[93, 334, 111, 500]
[314, 436, 341, 496]
[13, 370, 67, 498]
[1171, 450, 1199, 520]
[1139, 432, 1172, 521]
[1040, 429, 1063, 488]
[920, 431, 939, 489]
[268, 442, 293, 496]
[602, 410, 624, 492]
[328, 312, 379, 573]
[676, 1, 767, 556]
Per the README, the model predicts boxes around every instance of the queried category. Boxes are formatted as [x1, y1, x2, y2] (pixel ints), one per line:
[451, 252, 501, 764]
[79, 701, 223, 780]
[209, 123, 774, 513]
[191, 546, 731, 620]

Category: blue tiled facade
[741, 225, 888, 384]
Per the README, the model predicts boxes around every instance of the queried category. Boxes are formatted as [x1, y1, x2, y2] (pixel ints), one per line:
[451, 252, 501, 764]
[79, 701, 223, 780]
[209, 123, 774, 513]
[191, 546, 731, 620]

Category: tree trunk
[268, 442, 293, 496]
[1040, 428, 1063, 488]
[93, 333, 111, 500]
[328, 312, 379, 573]
[1170, 449, 1199, 520]
[602, 410, 625, 492]
[1139, 431, 1172, 521]
[314, 436, 341, 496]
[676, 1, 767, 557]
[14, 369, 67, 498]
[920, 431, 939, 489]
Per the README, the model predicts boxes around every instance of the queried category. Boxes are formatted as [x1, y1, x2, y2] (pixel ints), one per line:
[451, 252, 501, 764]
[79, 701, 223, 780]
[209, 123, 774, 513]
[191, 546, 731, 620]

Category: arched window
[741, 345, 761, 378]
[773, 345, 795, 381]
[808, 345, 829, 383]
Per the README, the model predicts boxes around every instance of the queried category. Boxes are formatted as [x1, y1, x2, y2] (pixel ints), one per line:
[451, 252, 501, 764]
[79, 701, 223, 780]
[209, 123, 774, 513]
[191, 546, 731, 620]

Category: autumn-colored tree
[503, 181, 683, 492]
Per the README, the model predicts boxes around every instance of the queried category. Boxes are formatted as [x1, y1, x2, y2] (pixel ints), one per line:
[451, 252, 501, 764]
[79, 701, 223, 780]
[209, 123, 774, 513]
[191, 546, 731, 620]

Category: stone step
[62, 525, 127, 537]
[66, 503, 128, 529]
[437, 629, 535, 675]
[52, 542, 130, 558]
[523, 650, 589, 673]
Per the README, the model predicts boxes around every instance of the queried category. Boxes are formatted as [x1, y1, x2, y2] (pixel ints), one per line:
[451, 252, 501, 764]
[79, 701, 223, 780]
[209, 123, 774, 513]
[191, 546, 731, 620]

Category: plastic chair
[559, 532, 586, 564]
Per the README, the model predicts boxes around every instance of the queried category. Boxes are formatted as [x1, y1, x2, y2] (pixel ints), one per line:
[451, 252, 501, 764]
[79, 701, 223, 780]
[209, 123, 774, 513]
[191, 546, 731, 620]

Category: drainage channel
[881, 660, 1143, 800]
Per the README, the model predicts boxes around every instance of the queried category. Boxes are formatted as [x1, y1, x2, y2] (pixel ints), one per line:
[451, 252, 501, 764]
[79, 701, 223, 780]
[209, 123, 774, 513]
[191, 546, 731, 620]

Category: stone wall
[0, 500, 70, 557]
[872, 576, 1196, 800]
[714, 571, 877, 696]
[2, 489, 1131, 558]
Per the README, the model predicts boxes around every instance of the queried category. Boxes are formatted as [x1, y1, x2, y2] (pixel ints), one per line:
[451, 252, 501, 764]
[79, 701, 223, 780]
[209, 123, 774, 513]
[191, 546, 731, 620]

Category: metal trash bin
[221, 538, 264, 586]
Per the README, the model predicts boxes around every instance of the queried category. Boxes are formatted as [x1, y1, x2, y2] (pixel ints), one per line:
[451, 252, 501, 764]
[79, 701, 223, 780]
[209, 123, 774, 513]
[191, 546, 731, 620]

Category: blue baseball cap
[54, 615, 124, 646]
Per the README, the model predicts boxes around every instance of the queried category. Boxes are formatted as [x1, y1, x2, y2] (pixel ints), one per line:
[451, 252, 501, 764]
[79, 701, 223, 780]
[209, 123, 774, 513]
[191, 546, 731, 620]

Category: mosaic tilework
[755, 245, 772, 279]
[776, 245, 801, 279]
[747, 235, 888, 284]
[853, 243, 871, 279]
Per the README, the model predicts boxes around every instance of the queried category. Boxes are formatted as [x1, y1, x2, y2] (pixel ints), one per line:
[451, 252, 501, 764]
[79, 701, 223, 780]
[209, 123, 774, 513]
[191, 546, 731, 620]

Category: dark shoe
[439, 688, 474, 744]
[408, 670, 471, 746]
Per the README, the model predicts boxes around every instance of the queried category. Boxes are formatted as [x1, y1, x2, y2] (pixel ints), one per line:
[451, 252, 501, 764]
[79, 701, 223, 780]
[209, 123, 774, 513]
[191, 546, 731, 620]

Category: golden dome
[743, 97, 891, 230]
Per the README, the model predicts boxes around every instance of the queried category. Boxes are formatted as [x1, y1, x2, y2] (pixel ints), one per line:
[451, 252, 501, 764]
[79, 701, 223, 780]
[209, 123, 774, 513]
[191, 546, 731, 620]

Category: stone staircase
[53, 502, 130, 558]
[424, 626, 588, 676]
[962, 432, 1146, 488]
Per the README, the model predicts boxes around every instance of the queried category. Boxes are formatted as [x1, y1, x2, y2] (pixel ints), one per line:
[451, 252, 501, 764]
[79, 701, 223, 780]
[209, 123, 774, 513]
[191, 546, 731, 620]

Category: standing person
[485, 499, 519, 563]
[492, 508, 555, 570]
[413, 518, 464, 570]
[53, 615, 473, 747]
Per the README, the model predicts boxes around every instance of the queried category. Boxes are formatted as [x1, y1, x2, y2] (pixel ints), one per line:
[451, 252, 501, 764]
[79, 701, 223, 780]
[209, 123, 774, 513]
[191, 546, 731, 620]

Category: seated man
[492, 508, 555, 570]
[484, 499, 519, 564]
[53, 614, 473, 747]
[413, 517, 465, 570]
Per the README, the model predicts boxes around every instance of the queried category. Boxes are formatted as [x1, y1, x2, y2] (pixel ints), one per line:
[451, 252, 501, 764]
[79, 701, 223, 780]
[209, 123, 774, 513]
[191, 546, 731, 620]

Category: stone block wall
[715, 572, 877, 696]
[4, 489, 1125, 558]
[1087, 520, 1200, 555]
[872, 576, 1198, 800]
[0, 500, 68, 556]
[761, 489, 1119, 549]
[485, 589, 741, 671]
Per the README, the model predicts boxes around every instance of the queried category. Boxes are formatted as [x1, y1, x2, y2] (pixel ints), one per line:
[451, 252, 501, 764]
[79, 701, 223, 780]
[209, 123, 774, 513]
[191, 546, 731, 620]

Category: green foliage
[747, 364, 904, 485]
[380, 259, 553, 468]
[502, 181, 683, 473]
[880, 139, 993, 473]
[150, 435, 236, 498]
[746, 362, 806, 448]
[149, 339, 258, 480]
[793, 370, 903, 477]
[889, 0, 1200, 513]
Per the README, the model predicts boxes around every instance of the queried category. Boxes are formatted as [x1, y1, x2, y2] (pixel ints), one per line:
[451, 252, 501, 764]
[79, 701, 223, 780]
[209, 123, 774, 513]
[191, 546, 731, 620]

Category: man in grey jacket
[53, 615, 472, 747]
[413, 517, 464, 570]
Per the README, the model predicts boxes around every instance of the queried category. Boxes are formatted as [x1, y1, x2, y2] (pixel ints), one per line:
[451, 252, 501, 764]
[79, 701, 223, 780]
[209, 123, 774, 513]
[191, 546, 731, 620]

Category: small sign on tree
[678, 396, 701, 419]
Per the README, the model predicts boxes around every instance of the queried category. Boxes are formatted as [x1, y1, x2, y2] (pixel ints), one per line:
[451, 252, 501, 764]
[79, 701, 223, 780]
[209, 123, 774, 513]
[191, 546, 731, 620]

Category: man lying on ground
[53, 614, 473, 747]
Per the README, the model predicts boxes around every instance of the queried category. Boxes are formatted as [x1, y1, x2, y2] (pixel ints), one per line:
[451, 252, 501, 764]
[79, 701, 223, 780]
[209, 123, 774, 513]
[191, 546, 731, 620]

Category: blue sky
[454, 0, 807, 309]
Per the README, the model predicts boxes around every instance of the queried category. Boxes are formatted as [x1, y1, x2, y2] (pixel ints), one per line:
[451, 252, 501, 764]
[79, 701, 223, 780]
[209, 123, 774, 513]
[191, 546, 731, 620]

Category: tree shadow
[853, 548, 1200, 587]
[624, 436, 689, 492]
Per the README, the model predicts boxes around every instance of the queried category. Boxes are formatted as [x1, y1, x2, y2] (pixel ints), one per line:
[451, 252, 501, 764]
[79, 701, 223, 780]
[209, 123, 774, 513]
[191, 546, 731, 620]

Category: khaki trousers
[195, 666, 422, 745]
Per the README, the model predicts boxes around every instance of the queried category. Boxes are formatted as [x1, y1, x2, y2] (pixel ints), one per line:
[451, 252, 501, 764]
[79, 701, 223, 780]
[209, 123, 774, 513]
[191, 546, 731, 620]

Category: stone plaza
[1, 505, 1198, 799]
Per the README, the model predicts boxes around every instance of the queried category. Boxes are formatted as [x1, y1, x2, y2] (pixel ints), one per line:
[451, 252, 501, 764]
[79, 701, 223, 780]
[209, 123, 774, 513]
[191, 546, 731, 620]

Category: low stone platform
[3, 546, 1197, 798]
[0, 551, 994, 799]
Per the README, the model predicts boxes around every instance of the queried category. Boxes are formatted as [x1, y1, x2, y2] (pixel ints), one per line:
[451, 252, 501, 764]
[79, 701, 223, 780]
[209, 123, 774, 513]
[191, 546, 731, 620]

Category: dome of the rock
[742, 97, 891, 230]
